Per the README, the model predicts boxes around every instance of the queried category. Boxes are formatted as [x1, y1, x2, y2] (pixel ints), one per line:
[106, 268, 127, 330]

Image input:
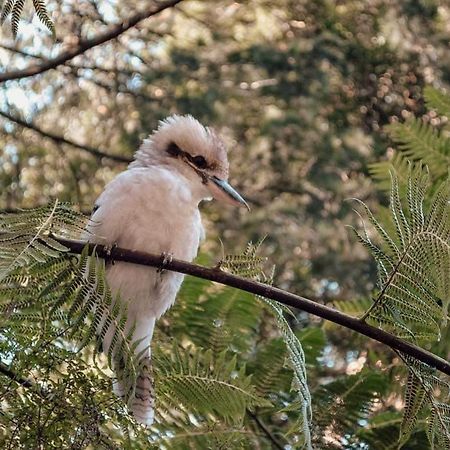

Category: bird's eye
[167, 142, 181, 157]
[192, 155, 207, 169]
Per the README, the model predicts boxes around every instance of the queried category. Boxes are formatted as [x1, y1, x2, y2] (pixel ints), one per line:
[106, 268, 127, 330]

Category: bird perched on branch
[86, 115, 248, 426]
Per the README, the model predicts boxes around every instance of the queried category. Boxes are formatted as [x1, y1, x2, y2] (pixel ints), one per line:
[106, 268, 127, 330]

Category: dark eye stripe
[166, 142, 181, 157]
[166, 142, 209, 170]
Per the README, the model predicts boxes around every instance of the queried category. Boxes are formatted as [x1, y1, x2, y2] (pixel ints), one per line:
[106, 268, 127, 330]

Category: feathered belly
[106, 262, 185, 319]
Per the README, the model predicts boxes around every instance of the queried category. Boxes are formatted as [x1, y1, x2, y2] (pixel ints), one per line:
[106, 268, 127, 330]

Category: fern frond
[0, 204, 146, 407]
[221, 241, 313, 449]
[0, 201, 86, 281]
[260, 297, 312, 447]
[356, 411, 429, 450]
[249, 338, 289, 397]
[156, 423, 255, 449]
[154, 342, 270, 425]
[170, 275, 261, 355]
[354, 166, 449, 342]
[31, 0, 54, 35]
[369, 152, 411, 192]
[424, 86, 450, 118]
[0, 0, 54, 36]
[60, 247, 145, 404]
[399, 354, 450, 449]
[11, 0, 24, 37]
[218, 237, 268, 279]
[313, 370, 389, 444]
[386, 118, 450, 177]
[0, 0, 14, 24]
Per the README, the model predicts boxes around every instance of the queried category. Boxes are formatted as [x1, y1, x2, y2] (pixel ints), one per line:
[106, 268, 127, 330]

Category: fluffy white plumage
[85, 115, 247, 425]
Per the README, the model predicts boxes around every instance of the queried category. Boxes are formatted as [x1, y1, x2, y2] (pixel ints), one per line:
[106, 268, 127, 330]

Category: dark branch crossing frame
[0, 0, 184, 83]
[52, 237, 450, 377]
[0, 110, 132, 163]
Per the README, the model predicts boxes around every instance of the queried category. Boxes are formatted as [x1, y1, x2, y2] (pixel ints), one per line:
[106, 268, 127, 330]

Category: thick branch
[55, 237, 450, 377]
[0, 0, 183, 82]
[0, 110, 132, 163]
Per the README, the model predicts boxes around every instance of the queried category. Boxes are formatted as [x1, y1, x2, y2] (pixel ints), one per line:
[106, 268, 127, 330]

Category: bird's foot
[104, 242, 118, 265]
[157, 252, 173, 274]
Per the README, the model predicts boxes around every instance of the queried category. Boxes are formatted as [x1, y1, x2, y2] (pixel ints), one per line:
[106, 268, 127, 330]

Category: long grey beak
[210, 176, 250, 211]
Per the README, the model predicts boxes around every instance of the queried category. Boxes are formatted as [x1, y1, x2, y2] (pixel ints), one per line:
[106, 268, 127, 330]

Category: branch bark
[0, 110, 132, 163]
[55, 237, 450, 377]
[0, 0, 183, 83]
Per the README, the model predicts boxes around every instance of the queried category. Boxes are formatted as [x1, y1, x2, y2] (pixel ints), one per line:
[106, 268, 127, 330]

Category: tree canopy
[0, 1, 449, 448]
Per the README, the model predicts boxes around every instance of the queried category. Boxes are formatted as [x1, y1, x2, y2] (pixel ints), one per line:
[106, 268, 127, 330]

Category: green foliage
[386, 118, 450, 178]
[219, 240, 313, 449]
[399, 354, 450, 449]
[371, 87, 450, 190]
[0, 203, 146, 407]
[170, 277, 261, 355]
[154, 343, 270, 425]
[424, 86, 450, 118]
[0, 201, 83, 279]
[352, 164, 450, 448]
[2, 1, 450, 448]
[0, 0, 54, 37]
[0, 204, 321, 449]
[352, 166, 449, 342]
[369, 152, 411, 192]
[356, 411, 429, 450]
[313, 370, 389, 447]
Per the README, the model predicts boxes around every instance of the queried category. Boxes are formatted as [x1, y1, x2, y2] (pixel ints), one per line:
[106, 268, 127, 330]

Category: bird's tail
[113, 355, 155, 426]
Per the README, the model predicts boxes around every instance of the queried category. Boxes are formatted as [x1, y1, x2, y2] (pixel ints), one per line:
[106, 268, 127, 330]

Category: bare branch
[54, 237, 450, 378]
[0, 0, 183, 83]
[0, 110, 132, 163]
[0, 43, 144, 76]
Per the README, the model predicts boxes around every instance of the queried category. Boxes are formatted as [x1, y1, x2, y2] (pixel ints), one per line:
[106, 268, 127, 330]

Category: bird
[85, 114, 248, 426]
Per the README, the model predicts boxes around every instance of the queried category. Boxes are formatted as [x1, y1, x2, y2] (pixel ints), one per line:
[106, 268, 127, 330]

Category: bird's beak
[208, 176, 250, 210]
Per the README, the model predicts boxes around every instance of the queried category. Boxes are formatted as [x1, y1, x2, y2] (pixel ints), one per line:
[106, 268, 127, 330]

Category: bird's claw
[158, 252, 173, 273]
[104, 242, 118, 265]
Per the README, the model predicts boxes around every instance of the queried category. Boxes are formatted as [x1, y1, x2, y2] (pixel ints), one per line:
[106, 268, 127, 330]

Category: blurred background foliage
[0, 0, 449, 448]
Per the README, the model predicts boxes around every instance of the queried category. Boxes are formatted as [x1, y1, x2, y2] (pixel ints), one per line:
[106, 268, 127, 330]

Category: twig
[0, 0, 183, 82]
[0, 110, 132, 164]
[53, 237, 450, 377]
[247, 409, 285, 450]
[0, 361, 35, 390]
[0, 43, 143, 76]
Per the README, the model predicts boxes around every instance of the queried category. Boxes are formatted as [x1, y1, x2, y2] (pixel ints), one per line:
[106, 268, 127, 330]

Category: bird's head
[131, 114, 249, 209]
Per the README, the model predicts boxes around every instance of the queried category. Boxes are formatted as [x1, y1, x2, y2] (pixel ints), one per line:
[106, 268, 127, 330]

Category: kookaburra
[86, 115, 248, 425]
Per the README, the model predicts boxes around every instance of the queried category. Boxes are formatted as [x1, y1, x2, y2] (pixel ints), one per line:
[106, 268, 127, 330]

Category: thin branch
[0, 110, 132, 164]
[247, 409, 285, 450]
[0, 43, 143, 76]
[0, 43, 41, 59]
[53, 237, 450, 377]
[0, 0, 183, 83]
[0, 361, 35, 390]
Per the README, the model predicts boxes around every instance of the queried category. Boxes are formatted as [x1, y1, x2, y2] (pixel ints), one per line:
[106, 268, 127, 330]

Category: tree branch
[0, 43, 145, 77]
[54, 237, 450, 377]
[0, 361, 35, 391]
[247, 409, 285, 450]
[0, 110, 132, 163]
[0, 0, 183, 83]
